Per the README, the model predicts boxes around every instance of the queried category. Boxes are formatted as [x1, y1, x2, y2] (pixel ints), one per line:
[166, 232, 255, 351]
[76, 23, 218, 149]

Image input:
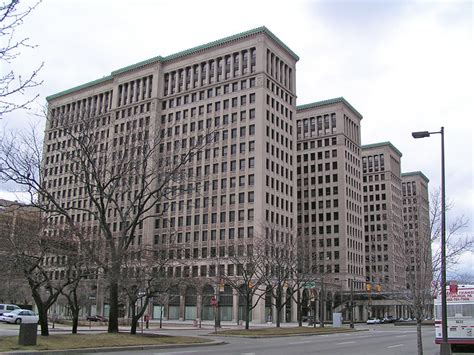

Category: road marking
[395, 334, 407, 338]
[288, 340, 313, 345]
[387, 344, 404, 348]
[336, 341, 356, 345]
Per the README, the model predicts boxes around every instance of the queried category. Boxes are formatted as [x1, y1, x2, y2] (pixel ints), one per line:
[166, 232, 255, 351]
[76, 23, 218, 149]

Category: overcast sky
[1, 0, 472, 276]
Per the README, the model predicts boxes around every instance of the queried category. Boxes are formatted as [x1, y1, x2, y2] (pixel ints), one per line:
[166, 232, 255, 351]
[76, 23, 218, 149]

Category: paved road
[88, 325, 440, 355]
[0, 322, 458, 354]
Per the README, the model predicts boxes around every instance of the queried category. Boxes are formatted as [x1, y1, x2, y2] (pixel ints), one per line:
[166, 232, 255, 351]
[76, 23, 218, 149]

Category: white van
[0, 304, 20, 316]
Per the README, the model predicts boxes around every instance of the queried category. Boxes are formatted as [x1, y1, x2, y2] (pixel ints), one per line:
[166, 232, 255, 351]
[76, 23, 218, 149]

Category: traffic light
[248, 281, 253, 289]
[366, 283, 372, 292]
[376, 284, 382, 293]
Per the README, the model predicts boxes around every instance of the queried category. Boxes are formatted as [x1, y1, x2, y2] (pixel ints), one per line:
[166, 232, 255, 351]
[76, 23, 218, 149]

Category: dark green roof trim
[163, 26, 299, 62]
[402, 171, 430, 183]
[47, 26, 299, 102]
[111, 55, 164, 76]
[361, 141, 403, 157]
[46, 75, 113, 101]
[297, 97, 363, 120]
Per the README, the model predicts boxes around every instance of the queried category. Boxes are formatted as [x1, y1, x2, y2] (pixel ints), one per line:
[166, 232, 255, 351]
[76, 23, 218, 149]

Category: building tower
[362, 142, 405, 292]
[401, 172, 431, 291]
[43, 27, 298, 323]
[296, 98, 365, 292]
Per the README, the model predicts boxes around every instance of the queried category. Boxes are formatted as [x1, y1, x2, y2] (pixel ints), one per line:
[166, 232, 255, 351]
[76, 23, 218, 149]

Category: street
[1, 322, 460, 354]
[88, 324, 439, 355]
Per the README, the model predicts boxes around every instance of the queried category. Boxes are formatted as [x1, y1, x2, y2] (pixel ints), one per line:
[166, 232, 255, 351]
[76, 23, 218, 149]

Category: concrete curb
[208, 328, 369, 338]
[4, 340, 226, 354]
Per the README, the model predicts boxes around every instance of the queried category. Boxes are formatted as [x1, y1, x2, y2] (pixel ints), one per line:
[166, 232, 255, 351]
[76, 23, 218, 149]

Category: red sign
[210, 296, 217, 306]
[449, 282, 458, 294]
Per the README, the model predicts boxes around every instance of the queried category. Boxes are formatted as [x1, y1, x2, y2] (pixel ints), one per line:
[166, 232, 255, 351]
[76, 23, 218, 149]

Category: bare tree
[220, 239, 268, 330]
[0, 0, 43, 117]
[290, 249, 322, 327]
[400, 189, 473, 355]
[0, 105, 217, 333]
[120, 240, 177, 335]
[60, 262, 95, 334]
[0, 203, 80, 335]
[429, 190, 473, 279]
[261, 233, 296, 328]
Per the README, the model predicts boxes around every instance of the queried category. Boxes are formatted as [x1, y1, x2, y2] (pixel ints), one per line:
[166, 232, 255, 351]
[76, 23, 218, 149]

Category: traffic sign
[304, 282, 316, 289]
[210, 296, 217, 306]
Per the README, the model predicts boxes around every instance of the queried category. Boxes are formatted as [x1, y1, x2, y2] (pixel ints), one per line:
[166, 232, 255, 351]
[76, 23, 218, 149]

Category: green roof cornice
[163, 26, 299, 62]
[362, 141, 403, 157]
[297, 97, 363, 120]
[402, 171, 430, 183]
[46, 75, 113, 101]
[111, 55, 165, 76]
[47, 26, 299, 102]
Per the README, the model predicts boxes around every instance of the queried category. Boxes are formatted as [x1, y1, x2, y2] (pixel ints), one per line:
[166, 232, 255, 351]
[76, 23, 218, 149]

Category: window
[249, 141, 255, 152]
[248, 209, 254, 220]
[248, 174, 255, 185]
[249, 157, 255, 168]
[248, 191, 254, 203]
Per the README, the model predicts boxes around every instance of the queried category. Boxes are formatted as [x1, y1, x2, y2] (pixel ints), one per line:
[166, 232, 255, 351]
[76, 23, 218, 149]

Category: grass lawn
[216, 326, 362, 337]
[0, 333, 210, 352]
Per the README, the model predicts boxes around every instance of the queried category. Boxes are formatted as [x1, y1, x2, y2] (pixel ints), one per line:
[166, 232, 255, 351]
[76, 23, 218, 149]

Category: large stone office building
[44, 27, 298, 323]
[43, 27, 431, 323]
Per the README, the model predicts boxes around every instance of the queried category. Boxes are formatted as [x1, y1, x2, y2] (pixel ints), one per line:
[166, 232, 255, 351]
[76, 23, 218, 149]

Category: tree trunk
[72, 311, 79, 334]
[245, 294, 250, 330]
[38, 306, 49, 336]
[297, 291, 302, 327]
[416, 319, 423, 355]
[107, 279, 119, 333]
[130, 316, 139, 335]
[275, 291, 281, 328]
[32, 293, 49, 336]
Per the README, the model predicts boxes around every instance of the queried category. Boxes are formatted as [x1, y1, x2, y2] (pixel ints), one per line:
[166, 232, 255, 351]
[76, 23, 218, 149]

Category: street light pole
[412, 127, 450, 355]
[350, 278, 354, 329]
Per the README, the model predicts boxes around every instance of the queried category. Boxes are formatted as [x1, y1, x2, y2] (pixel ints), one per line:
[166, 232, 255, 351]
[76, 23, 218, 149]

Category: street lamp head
[412, 131, 431, 139]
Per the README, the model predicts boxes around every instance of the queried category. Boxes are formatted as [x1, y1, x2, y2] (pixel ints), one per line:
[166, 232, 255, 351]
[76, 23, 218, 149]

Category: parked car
[0, 309, 38, 324]
[86, 315, 108, 322]
[366, 318, 381, 324]
[0, 304, 20, 316]
[381, 316, 396, 323]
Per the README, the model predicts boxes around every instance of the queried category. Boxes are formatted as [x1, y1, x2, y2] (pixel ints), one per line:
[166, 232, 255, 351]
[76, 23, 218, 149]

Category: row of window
[156, 208, 255, 229]
[49, 91, 114, 129]
[163, 48, 256, 96]
[117, 75, 153, 107]
[162, 77, 256, 111]
[298, 224, 341, 234]
[266, 49, 293, 91]
[296, 113, 337, 139]
[266, 78, 293, 105]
